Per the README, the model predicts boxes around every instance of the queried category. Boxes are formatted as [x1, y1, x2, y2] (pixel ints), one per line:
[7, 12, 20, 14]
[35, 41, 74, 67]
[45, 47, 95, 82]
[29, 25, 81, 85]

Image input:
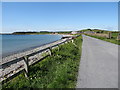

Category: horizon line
[0, 28, 120, 34]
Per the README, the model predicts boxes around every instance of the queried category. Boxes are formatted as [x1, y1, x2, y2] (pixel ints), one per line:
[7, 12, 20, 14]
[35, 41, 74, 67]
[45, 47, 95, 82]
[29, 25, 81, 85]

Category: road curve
[76, 35, 118, 88]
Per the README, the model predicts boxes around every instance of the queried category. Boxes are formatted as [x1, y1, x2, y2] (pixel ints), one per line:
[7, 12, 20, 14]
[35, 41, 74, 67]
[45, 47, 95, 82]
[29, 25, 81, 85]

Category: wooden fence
[86, 33, 112, 39]
[0, 35, 78, 84]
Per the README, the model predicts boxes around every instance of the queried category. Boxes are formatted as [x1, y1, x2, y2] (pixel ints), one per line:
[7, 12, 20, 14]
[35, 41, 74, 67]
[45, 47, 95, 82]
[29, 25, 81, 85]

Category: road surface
[76, 35, 118, 88]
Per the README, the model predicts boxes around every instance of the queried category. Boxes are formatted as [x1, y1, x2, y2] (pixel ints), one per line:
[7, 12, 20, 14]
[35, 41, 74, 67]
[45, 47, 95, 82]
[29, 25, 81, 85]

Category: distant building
[84, 31, 95, 34]
[71, 31, 78, 34]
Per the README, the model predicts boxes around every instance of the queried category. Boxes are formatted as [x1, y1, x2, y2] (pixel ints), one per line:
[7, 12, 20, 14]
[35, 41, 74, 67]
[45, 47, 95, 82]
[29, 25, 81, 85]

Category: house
[71, 31, 78, 34]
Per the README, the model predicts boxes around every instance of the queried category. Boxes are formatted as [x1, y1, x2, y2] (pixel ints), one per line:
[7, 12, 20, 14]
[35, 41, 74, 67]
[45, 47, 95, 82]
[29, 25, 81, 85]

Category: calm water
[1, 34, 62, 57]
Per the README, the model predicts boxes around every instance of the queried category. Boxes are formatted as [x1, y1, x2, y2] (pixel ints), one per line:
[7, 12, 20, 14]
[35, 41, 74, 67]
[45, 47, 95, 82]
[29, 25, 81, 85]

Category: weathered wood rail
[0, 35, 78, 84]
[86, 33, 111, 38]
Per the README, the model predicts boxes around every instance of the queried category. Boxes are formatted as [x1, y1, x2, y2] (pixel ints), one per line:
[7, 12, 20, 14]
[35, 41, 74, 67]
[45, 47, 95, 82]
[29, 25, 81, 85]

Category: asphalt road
[76, 35, 118, 88]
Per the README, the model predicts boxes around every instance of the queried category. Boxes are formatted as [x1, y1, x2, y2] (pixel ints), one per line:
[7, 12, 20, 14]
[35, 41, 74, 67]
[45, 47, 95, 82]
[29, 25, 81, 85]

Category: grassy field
[2, 36, 82, 89]
[85, 33, 120, 45]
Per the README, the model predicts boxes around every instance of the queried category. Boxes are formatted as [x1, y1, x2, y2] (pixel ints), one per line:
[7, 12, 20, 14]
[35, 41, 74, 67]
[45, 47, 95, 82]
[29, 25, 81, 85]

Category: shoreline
[2, 38, 62, 58]
[2, 34, 73, 59]
[1, 33, 72, 35]
[0, 34, 74, 82]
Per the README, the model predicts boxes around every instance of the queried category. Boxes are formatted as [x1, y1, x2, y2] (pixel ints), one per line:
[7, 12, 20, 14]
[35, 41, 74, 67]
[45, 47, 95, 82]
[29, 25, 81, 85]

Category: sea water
[1, 34, 62, 57]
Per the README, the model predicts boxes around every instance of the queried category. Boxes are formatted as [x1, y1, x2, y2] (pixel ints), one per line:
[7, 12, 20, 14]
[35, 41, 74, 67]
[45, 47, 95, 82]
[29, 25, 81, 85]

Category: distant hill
[79, 29, 118, 33]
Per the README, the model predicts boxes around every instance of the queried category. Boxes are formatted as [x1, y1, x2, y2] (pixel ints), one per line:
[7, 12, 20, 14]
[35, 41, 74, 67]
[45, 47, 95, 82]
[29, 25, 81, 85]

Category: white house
[71, 31, 78, 34]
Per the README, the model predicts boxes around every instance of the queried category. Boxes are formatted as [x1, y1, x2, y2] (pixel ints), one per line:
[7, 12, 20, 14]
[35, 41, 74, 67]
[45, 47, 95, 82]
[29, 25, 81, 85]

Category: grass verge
[85, 34, 120, 45]
[2, 35, 82, 89]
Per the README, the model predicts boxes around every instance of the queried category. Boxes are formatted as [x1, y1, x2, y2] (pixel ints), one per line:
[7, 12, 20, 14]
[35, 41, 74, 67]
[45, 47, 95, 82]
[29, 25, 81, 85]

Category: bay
[1, 34, 62, 57]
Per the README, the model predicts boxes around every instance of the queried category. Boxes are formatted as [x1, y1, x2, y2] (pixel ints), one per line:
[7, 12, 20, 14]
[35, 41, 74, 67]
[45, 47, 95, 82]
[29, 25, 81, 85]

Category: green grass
[85, 33, 120, 45]
[2, 36, 82, 89]
[112, 33, 119, 39]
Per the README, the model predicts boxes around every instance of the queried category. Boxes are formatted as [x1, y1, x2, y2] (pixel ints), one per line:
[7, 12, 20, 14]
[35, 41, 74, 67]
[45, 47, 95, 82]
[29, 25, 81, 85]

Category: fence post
[48, 47, 52, 56]
[117, 32, 120, 40]
[65, 41, 68, 44]
[72, 39, 74, 43]
[108, 32, 112, 39]
[23, 56, 29, 78]
[67, 39, 70, 43]
[68, 39, 70, 43]
[57, 45, 59, 51]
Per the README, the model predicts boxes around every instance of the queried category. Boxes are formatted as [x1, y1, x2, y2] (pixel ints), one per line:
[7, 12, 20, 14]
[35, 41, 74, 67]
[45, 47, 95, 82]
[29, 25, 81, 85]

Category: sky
[2, 2, 118, 33]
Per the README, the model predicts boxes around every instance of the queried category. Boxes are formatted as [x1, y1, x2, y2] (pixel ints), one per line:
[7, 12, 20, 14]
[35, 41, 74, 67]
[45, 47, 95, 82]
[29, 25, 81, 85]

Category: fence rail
[85, 32, 113, 39]
[0, 36, 78, 84]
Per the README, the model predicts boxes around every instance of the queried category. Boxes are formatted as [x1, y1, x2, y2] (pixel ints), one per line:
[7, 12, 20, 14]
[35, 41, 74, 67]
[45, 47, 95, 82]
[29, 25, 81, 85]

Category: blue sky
[2, 2, 118, 33]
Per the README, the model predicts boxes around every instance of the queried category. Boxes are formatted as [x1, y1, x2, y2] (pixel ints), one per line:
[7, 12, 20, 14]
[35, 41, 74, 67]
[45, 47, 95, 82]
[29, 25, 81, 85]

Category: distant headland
[0, 29, 119, 35]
